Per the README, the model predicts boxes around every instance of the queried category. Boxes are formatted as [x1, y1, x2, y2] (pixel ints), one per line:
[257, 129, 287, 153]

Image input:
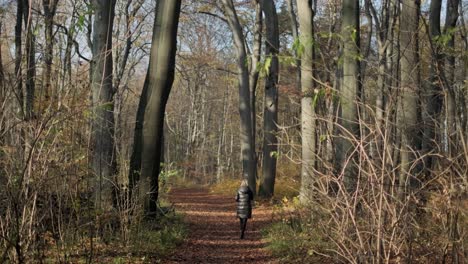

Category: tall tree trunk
[337, 0, 361, 191]
[249, 0, 262, 184]
[42, 0, 59, 103]
[129, 71, 149, 190]
[221, 0, 256, 194]
[444, 0, 459, 155]
[90, 0, 117, 213]
[443, 0, 460, 261]
[296, 0, 316, 203]
[259, 0, 279, 197]
[397, 0, 420, 199]
[0, 18, 4, 145]
[15, 0, 23, 116]
[423, 0, 443, 171]
[133, 0, 181, 214]
[23, 0, 35, 121]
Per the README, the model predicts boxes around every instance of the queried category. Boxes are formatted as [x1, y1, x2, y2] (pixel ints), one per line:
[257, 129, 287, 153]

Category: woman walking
[236, 180, 254, 239]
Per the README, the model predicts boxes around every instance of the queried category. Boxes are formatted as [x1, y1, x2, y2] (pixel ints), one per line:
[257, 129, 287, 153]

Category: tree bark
[337, 0, 361, 191]
[15, 0, 23, 115]
[249, 0, 262, 185]
[90, 0, 117, 212]
[296, 0, 316, 203]
[23, 0, 35, 121]
[221, 0, 256, 194]
[397, 0, 420, 199]
[129, 71, 149, 190]
[444, 0, 459, 155]
[42, 0, 59, 103]
[135, 0, 181, 214]
[259, 0, 279, 198]
[423, 0, 443, 170]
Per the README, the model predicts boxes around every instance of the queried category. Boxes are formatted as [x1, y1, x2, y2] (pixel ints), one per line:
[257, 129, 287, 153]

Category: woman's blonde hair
[240, 179, 248, 187]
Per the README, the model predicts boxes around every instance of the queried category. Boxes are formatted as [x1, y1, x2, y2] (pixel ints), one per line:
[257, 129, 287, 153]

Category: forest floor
[163, 188, 278, 264]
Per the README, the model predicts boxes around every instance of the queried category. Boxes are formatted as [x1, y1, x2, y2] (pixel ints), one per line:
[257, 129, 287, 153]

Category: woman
[236, 179, 253, 239]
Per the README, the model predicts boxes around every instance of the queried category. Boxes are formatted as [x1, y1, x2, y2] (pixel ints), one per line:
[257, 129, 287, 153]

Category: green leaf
[100, 102, 114, 111]
[319, 135, 327, 142]
[270, 151, 279, 158]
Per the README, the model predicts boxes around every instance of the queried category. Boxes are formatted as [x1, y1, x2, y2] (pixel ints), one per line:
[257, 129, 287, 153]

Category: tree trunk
[337, 0, 360, 191]
[129, 71, 149, 190]
[90, 0, 117, 213]
[259, 0, 279, 198]
[0, 18, 4, 145]
[249, 0, 262, 185]
[444, 0, 459, 155]
[296, 0, 316, 203]
[23, 0, 35, 121]
[15, 0, 23, 116]
[397, 0, 420, 199]
[443, 0, 460, 261]
[42, 0, 59, 103]
[423, 0, 443, 171]
[134, 0, 181, 214]
[221, 0, 256, 194]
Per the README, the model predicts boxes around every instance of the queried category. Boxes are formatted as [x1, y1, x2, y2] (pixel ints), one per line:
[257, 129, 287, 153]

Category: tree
[42, 0, 59, 103]
[422, 0, 443, 170]
[259, 0, 279, 197]
[130, 0, 182, 214]
[249, 0, 262, 188]
[14, 0, 23, 118]
[365, 0, 398, 160]
[336, 0, 360, 191]
[90, 0, 117, 212]
[221, 0, 256, 194]
[397, 0, 420, 198]
[444, 0, 460, 155]
[296, 0, 316, 202]
[23, 0, 35, 121]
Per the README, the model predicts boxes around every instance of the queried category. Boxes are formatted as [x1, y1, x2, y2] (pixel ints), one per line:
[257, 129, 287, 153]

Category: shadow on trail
[164, 188, 277, 264]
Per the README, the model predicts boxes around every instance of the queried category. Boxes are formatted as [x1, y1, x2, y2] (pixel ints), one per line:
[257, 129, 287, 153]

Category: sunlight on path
[164, 188, 278, 264]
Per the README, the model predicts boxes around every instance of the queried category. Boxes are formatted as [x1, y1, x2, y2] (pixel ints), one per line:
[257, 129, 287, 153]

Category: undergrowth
[41, 202, 187, 263]
[262, 199, 333, 263]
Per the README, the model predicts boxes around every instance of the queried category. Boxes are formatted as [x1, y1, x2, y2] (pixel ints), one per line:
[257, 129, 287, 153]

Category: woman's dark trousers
[239, 218, 248, 239]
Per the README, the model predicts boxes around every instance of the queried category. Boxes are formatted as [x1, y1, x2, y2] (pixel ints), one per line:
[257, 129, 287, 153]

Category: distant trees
[0, 0, 467, 261]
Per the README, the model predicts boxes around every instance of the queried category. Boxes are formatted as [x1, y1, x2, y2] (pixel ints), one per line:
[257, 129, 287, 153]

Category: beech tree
[130, 0, 182, 213]
[397, 0, 420, 198]
[336, 0, 360, 191]
[42, 0, 59, 103]
[259, 0, 279, 197]
[296, 0, 316, 202]
[90, 0, 117, 212]
[221, 0, 256, 194]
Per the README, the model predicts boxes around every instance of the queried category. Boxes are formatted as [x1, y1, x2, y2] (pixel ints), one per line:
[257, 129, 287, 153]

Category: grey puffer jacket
[236, 186, 253, 219]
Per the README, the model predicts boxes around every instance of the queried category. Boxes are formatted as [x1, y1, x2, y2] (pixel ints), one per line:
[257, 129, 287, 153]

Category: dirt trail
[164, 188, 278, 264]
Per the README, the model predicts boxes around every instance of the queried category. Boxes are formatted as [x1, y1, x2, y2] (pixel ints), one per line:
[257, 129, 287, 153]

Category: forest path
[164, 188, 278, 264]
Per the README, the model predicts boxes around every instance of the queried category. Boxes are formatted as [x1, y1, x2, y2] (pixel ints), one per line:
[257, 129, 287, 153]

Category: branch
[197, 10, 228, 24]
[54, 22, 90, 62]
